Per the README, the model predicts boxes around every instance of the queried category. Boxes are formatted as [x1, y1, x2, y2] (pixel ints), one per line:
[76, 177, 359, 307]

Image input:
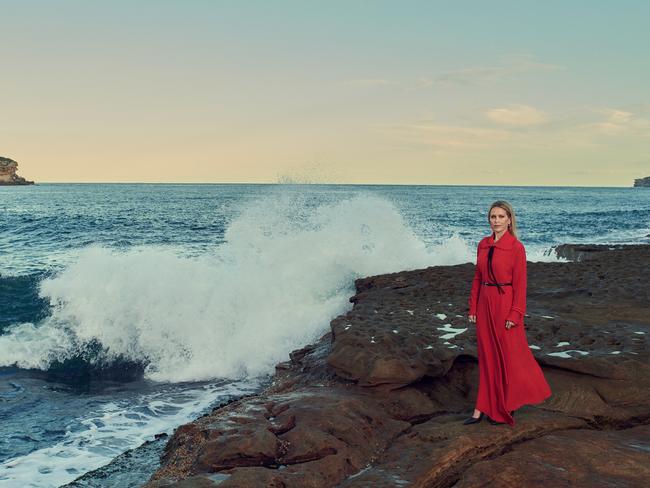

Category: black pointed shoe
[462, 412, 484, 425]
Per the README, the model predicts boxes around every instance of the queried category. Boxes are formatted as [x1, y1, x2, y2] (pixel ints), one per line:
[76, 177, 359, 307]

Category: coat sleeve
[468, 245, 481, 316]
[506, 243, 527, 325]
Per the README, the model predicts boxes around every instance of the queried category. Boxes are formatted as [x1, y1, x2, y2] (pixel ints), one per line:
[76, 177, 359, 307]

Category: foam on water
[526, 247, 569, 263]
[0, 378, 263, 488]
[0, 194, 473, 383]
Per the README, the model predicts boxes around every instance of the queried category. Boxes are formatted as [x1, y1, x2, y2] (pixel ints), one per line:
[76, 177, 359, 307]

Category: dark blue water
[1, 183, 649, 487]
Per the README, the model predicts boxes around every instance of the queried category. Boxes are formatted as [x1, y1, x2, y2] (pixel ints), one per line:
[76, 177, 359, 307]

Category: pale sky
[1, 0, 649, 185]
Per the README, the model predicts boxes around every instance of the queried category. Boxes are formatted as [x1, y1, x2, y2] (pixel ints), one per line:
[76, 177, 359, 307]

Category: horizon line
[5, 181, 641, 189]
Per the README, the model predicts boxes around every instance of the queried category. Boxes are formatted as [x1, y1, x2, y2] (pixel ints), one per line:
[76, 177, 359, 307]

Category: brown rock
[195, 423, 279, 472]
[0, 156, 34, 185]
[145, 244, 650, 488]
[341, 409, 588, 487]
[453, 424, 650, 487]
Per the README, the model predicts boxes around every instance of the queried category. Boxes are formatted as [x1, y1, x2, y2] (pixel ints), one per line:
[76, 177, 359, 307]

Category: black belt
[487, 245, 510, 294]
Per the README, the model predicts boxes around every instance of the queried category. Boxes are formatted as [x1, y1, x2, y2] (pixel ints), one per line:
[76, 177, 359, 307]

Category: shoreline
[140, 243, 650, 487]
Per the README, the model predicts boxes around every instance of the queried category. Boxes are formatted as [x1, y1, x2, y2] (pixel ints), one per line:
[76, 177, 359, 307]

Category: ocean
[1, 183, 649, 487]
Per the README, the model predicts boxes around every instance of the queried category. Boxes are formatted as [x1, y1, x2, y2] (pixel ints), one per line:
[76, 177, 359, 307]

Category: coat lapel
[479, 230, 516, 250]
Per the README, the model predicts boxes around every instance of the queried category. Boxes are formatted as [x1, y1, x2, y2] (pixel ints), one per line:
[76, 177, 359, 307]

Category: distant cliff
[0, 157, 34, 185]
[634, 176, 650, 187]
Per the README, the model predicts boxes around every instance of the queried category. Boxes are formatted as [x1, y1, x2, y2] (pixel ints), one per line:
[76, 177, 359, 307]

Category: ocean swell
[0, 193, 474, 383]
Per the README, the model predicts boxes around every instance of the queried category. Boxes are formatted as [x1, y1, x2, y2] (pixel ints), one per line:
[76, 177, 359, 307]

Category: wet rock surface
[145, 244, 650, 487]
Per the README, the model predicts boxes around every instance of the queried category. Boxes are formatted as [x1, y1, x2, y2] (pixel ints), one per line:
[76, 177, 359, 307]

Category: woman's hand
[468, 315, 476, 323]
[505, 320, 516, 330]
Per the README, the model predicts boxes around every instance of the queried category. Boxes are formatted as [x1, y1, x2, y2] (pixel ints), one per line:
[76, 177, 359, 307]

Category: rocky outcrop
[145, 244, 650, 488]
[0, 156, 34, 185]
[634, 176, 650, 187]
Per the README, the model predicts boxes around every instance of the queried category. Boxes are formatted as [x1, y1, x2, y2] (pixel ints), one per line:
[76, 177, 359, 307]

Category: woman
[463, 200, 551, 426]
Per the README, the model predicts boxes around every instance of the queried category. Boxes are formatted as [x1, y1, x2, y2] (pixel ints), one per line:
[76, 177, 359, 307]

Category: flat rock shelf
[144, 244, 650, 488]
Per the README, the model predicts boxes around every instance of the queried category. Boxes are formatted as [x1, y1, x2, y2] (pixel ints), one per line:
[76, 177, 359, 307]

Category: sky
[1, 0, 649, 185]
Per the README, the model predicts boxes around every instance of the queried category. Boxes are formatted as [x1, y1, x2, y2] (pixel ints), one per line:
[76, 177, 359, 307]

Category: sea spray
[0, 192, 474, 383]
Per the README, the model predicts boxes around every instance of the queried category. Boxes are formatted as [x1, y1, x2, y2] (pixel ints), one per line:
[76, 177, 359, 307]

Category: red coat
[469, 230, 551, 425]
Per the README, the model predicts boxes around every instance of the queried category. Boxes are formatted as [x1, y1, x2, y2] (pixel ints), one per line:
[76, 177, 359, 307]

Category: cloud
[584, 108, 650, 136]
[486, 105, 546, 126]
[341, 79, 396, 87]
[386, 121, 513, 150]
[343, 56, 563, 90]
[415, 77, 434, 88]
[382, 104, 650, 156]
[435, 56, 564, 86]
[604, 109, 633, 124]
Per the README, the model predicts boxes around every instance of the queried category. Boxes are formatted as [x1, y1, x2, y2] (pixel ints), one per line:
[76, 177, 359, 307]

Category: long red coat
[469, 230, 551, 425]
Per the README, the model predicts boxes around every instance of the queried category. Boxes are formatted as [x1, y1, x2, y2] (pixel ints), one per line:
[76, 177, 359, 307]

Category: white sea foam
[527, 247, 569, 263]
[0, 379, 263, 488]
[0, 193, 474, 383]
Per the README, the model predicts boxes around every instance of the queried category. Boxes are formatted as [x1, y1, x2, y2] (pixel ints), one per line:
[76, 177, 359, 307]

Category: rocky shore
[0, 156, 34, 185]
[145, 244, 650, 487]
[634, 176, 650, 187]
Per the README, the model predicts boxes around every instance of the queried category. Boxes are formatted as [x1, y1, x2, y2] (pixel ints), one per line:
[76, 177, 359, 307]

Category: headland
[0, 157, 34, 185]
[634, 176, 650, 187]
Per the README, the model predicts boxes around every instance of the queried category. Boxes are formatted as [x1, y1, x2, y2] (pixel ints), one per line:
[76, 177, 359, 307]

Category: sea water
[1, 183, 649, 487]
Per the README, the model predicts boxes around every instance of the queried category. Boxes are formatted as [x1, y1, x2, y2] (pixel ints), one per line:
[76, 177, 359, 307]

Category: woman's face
[489, 206, 511, 235]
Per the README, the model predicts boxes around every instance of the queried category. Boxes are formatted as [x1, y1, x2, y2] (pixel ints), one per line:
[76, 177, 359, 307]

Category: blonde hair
[488, 200, 518, 239]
